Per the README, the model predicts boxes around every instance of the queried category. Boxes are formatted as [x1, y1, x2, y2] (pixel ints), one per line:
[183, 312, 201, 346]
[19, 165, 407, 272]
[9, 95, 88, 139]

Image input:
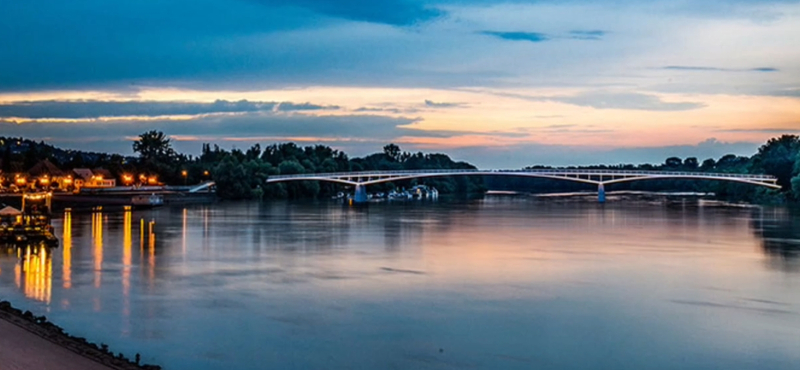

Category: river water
[1, 198, 800, 370]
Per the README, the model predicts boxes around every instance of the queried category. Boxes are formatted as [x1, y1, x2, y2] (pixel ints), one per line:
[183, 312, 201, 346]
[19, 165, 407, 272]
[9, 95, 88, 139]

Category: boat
[0, 193, 59, 247]
[388, 190, 412, 201]
[131, 194, 164, 208]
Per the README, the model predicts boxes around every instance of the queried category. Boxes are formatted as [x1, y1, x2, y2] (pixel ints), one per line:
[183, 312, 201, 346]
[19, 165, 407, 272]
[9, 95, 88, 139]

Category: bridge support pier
[353, 184, 368, 204]
[598, 183, 606, 203]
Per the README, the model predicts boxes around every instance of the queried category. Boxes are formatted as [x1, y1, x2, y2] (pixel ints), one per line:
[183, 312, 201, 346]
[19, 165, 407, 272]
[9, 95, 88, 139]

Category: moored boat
[131, 194, 164, 208]
[0, 193, 59, 247]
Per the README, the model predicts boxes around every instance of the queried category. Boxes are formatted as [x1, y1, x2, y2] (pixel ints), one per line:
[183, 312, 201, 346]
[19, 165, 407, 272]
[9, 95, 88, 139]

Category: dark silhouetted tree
[753, 134, 800, 190]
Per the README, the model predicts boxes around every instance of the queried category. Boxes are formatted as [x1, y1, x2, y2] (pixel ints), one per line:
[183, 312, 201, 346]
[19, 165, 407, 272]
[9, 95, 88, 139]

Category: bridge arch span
[601, 175, 782, 189]
[262, 169, 780, 203]
[360, 172, 600, 186]
[265, 177, 358, 186]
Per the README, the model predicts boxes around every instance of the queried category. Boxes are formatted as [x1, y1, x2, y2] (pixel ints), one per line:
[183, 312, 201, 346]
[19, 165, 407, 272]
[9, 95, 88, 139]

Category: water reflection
[93, 211, 103, 289]
[122, 210, 132, 318]
[2, 244, 53, 304]
[752, 207, 800, 272]
[63, 211, 72, 289]
[1, 200, 799, 370]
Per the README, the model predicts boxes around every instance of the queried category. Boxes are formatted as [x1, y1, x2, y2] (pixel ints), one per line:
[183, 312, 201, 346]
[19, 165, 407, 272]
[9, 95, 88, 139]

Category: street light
[181, 170, 188, 185]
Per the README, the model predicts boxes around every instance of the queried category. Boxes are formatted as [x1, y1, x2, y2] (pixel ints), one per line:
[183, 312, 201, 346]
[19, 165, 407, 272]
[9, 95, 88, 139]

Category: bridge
[264, 169, 780, 203]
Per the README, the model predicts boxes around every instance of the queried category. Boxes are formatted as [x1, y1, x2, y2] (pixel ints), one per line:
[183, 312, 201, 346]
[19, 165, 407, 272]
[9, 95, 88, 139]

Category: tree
[383, 143, 402, 162]
[212, 157, 251, 199]
[753, 134, 800, 190]
[278, 160, 305, 175]
[683, 157, 699, 170]
[792, 151, 800, 199]
[700, 158, 716, 171]
[664, 157, 682, 168]
[133, 130, 174, 162]
[246, 144, 261, 161]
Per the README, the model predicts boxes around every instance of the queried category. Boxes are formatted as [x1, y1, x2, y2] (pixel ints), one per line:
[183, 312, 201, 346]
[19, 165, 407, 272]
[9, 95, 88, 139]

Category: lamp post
[181, 170, 188, 185]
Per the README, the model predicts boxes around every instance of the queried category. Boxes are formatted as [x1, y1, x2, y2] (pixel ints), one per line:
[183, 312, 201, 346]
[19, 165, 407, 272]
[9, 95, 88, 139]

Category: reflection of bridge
[265, 169, 780, 203]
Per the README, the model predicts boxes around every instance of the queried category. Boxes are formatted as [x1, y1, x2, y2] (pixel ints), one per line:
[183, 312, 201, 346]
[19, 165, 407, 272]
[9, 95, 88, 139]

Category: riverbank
[0, 301, 160, 370]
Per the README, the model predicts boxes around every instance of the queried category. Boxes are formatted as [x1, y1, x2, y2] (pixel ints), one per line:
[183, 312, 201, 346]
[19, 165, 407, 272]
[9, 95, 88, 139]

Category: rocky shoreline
[0, 301, 161, 370]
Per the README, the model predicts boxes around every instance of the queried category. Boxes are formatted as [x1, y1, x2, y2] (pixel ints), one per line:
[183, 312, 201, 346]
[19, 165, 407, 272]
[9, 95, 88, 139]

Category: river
[1, 197, 799, 370]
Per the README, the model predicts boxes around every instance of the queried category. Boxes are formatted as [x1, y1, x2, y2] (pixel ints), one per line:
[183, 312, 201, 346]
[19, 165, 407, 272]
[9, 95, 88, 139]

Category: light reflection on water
[0, 199, 800, 370]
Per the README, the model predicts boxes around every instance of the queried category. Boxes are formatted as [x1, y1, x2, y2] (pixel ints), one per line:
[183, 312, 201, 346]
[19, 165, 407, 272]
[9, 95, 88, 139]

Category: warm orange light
[62, 178, 73, 185]
[122, 174, 133, 184]
[203, 170, 209, 176]
[16, 177, 26, 185]
[147, 176, 158, 185]
[181, 170, 188, 177]
[39, 177, 50, 185]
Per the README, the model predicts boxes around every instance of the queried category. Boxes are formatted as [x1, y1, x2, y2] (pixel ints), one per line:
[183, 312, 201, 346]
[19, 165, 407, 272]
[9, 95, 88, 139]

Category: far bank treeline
[0, 131, 484, 199]
[2, 132, 800, 202]
[487, 134, 800, 202]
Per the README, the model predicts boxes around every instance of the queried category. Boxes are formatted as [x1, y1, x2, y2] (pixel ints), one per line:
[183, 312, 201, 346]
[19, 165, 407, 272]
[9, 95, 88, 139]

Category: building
[73, 168, 116, 189]
[27, 159, 70, 189]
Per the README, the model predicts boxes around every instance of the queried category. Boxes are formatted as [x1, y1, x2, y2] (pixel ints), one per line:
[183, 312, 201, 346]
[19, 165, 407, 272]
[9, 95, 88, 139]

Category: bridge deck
[266, 169, 779, 187]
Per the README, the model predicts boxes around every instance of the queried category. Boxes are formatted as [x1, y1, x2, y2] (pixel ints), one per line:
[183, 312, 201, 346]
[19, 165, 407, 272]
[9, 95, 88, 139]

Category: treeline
[3, 131, 800, 203]
[131, 131, 484, 199]
[487, 134, 800, 202]
[0, 137, 132, 174]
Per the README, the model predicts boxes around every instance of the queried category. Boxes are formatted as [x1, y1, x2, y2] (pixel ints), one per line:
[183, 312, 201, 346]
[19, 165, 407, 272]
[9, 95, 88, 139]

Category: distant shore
[0, 300, 161, 370]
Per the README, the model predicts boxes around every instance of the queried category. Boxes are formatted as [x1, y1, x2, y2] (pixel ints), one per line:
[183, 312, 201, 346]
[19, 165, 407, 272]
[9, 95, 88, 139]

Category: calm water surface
[1, 198, 800, 370]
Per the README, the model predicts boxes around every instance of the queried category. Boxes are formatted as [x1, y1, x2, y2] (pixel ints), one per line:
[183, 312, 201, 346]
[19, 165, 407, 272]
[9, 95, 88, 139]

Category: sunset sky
[1, 0, 798, 167]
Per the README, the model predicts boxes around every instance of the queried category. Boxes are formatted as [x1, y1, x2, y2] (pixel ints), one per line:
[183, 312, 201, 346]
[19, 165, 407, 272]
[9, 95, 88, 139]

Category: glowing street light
[122, 174, 133, 186]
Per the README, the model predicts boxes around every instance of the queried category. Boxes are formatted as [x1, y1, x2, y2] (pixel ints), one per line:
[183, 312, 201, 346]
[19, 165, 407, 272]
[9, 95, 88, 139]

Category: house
[73, 168, 116, 188]
[27, 159, 69, 188]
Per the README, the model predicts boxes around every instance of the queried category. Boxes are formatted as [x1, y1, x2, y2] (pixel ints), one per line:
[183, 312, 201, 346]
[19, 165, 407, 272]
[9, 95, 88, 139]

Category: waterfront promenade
[0, 318, 116, 370]
[0, 301, 159, 370]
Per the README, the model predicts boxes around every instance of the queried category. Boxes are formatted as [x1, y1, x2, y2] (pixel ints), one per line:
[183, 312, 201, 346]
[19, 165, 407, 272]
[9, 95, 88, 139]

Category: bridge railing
[266, 169, 777, 181]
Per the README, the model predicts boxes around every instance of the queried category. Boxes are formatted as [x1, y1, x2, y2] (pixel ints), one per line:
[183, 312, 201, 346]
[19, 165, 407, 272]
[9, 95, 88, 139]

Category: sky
[1, 0, 799, 168]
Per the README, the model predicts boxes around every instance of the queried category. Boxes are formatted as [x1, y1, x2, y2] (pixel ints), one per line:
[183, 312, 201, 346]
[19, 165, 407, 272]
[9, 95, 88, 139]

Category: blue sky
[1, 0, 798, 167]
